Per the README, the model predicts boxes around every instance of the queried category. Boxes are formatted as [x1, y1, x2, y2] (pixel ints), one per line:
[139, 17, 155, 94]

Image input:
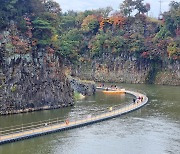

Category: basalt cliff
[0, 24, 74, 115]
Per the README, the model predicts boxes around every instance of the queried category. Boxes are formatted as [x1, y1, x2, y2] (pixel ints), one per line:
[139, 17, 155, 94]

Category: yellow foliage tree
[167, 42, 179, 57]
[51, 34, 58, 42]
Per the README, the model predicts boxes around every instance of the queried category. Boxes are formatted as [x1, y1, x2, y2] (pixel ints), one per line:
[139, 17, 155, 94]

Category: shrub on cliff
[32, 18, 57, 46]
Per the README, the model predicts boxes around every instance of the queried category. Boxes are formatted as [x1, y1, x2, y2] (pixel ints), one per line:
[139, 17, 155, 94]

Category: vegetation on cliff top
[0, 0, 179, 66]
[57, 0, 180, 63]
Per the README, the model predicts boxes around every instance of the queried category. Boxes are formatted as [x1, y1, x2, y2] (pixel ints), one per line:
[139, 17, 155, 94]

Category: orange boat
[103, 89, 125, 94]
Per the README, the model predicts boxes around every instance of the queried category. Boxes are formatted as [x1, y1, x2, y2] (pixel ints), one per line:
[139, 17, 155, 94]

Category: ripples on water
[0, 84, 180, 154]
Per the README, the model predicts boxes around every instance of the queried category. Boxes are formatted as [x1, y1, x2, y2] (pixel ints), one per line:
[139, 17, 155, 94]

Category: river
[0, 84, 180, 154]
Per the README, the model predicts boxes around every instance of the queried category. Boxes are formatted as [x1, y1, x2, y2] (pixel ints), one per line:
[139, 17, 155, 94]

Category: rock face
[0, 60, 74, 115]
[71, 55, 180, 86]
[69, 77, 96, 96]
[0, 29, 74, 115]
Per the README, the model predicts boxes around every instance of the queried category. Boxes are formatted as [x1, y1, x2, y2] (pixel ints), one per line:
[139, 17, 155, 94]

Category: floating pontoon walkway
[0, 89, 148, 145]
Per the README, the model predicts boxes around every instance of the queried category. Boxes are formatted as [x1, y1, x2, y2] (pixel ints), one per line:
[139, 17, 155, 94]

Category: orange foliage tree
[111, 15, 126, 28]
[81, 15, 99, 32]
[99, 18, 113, 30]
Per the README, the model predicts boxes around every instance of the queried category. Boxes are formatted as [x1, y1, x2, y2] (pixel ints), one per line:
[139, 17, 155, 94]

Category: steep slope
[0, 0, 74, 115]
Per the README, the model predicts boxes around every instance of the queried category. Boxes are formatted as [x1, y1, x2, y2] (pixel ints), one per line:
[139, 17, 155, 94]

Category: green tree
[163, 1, 180, 36]
[120, 0, 135, 17]
[89, 32, 109, 57]
[44, 0, 61, 14]
[89, 31, 126, 57]
[58, 29, 83, 63]
[129, 33, 145, 57]
[134, 0, 148, 14]
[145, 3, 151, 16]
[32, 18, 56, 46]
[60, 14, 76, 31]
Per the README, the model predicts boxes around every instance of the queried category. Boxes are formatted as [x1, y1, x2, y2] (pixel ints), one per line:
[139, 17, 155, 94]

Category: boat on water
[96, 86, 106, 90]
[103, 88, 125, 94]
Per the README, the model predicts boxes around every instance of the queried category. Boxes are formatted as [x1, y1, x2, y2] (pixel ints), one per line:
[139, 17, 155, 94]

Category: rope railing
[0, 118, 66, 135]
[0, 106, 115, 135]
[1, 118, 59, 130]
[0, 117, 60, 130]
[0, 101, 142, 136]
[69, 102, 131, 122]
[0, 121, 63, 136]
[0, 102, 139, 136]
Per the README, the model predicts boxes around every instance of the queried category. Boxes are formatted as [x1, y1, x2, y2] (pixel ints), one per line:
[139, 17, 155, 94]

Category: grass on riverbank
[74, 92, 85, 100]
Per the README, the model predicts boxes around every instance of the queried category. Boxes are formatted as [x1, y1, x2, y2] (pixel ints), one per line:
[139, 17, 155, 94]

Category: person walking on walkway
[133, 98, 136, 104]
[65, 119, 69, 125]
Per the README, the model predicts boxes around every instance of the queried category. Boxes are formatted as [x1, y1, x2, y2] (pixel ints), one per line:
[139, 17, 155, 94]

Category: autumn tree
[111, 15, 126, 28]
[167, 42, 179, 58]
[99, 18, 113, 30]
[75, 12, 86, 28]
[81, 15, 99, 33]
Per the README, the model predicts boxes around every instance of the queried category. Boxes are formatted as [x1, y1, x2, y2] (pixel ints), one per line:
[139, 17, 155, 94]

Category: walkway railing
[0, 89, 148, 145]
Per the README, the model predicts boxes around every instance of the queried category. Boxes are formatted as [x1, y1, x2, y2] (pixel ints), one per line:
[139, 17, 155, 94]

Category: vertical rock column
[0, 48, 74, 115]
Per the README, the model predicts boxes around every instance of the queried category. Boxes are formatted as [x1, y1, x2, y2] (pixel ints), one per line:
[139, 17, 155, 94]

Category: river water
[0, 84, 180, 154]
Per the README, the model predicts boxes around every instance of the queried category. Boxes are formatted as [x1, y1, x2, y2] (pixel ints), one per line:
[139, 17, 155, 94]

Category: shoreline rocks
[69, 76, 96, 96]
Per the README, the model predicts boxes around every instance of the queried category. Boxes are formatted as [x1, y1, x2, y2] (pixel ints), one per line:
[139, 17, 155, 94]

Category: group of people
[99, 83, 105, 87]
[133, 96, 144, 104]
[110, 85, 118, 90]
[99, 83, 118, 91]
